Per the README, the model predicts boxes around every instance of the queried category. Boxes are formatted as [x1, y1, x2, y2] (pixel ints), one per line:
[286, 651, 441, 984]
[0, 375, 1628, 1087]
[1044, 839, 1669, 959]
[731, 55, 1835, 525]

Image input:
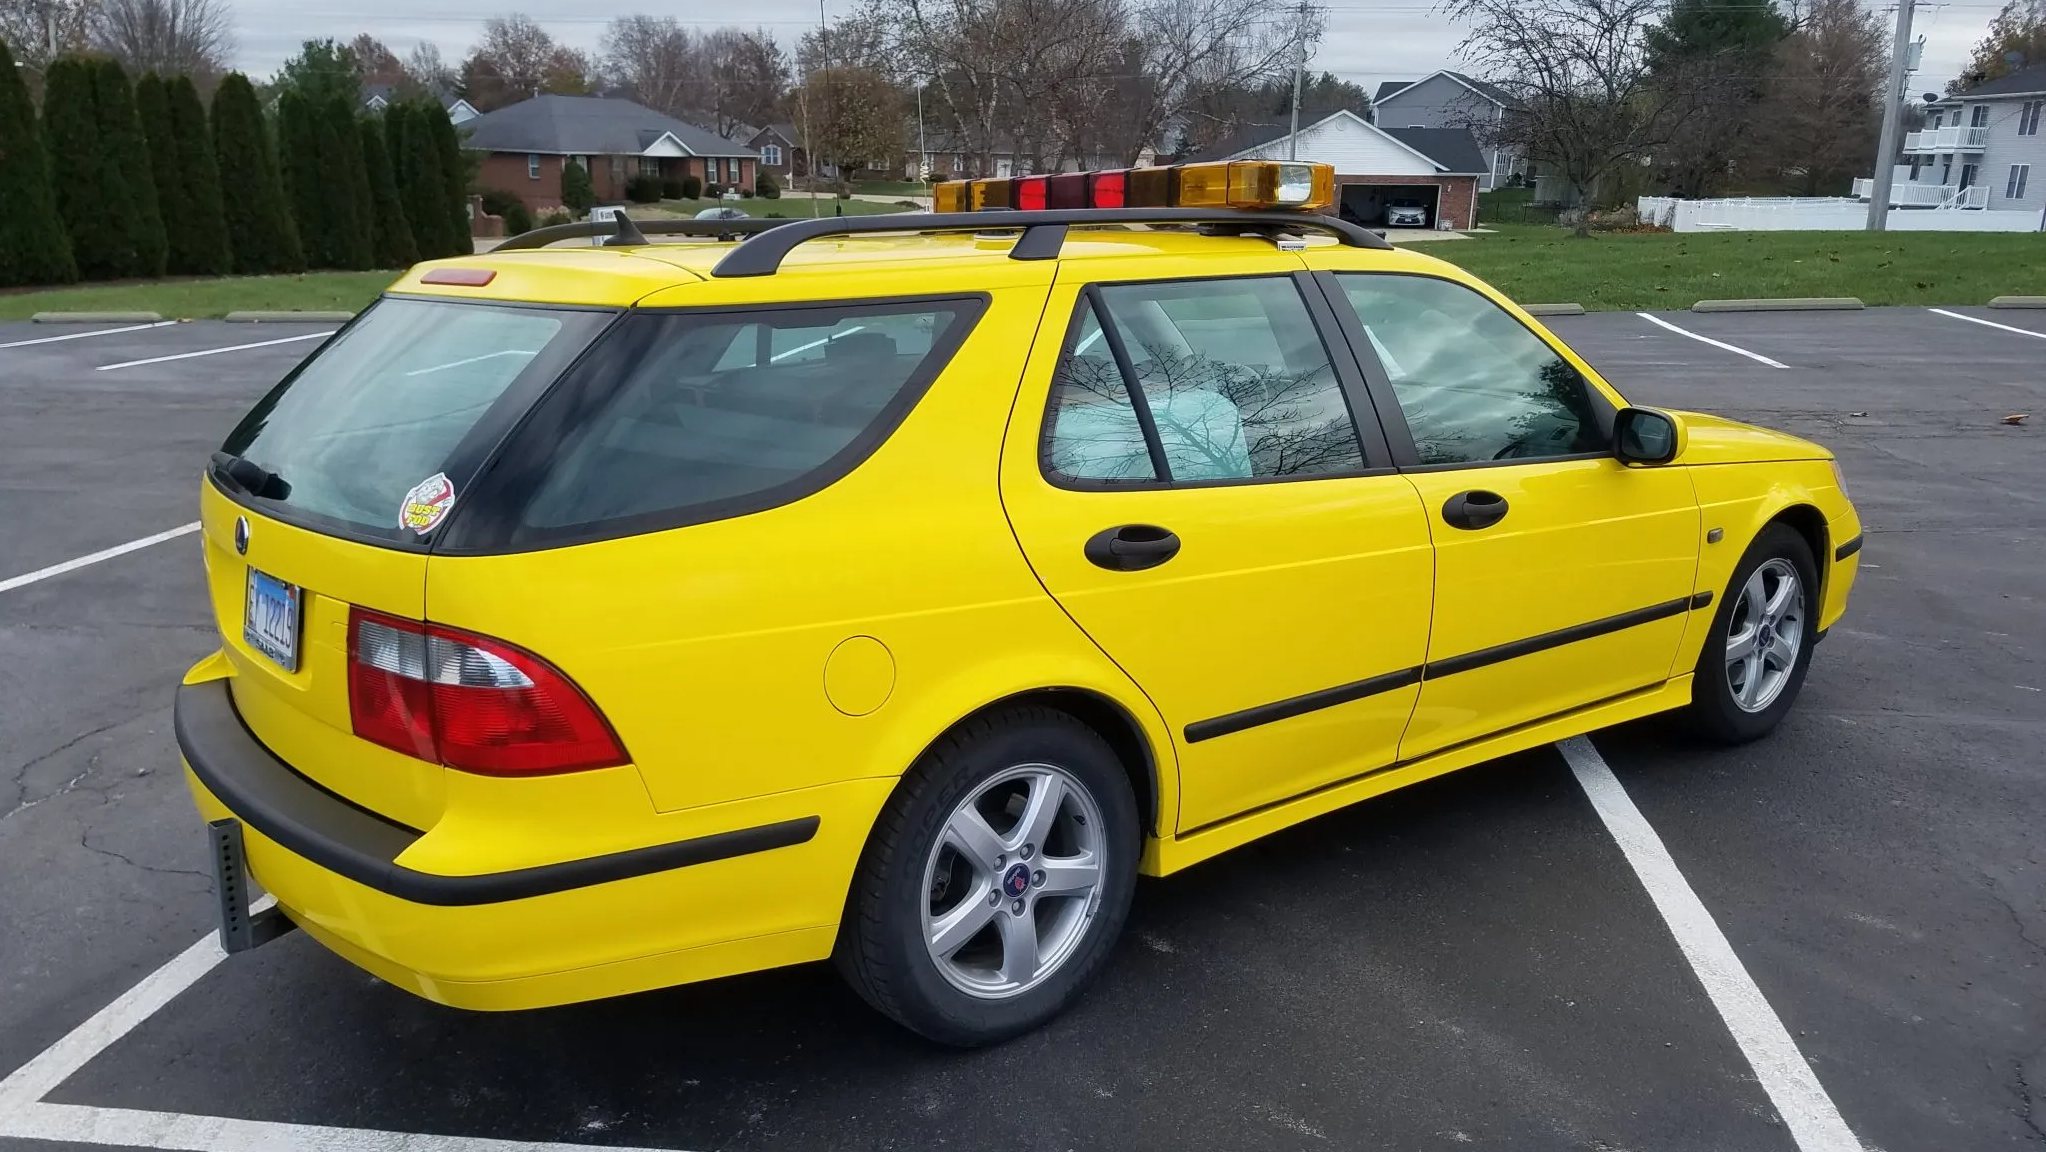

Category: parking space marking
[1562, 737, 1861, 1152]
[0, 905, 691, 1151]
[1928, 308, 2046, 341]
[0, 522, 200, 595]
[97, 331, 335, 372]
[0, 321, 177, 349]
[1633, 313, 1792, 369]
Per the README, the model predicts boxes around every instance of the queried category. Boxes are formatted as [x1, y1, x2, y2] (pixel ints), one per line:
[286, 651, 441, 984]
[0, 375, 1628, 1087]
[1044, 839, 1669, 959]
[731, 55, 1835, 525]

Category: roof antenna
[603, 212, 649, 247]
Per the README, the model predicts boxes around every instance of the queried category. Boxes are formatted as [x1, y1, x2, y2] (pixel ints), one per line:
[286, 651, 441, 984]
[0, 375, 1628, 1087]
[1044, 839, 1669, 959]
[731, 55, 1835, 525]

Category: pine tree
[210, 73, 302, 273]
[166, 76, 231, 275]
[0, 37, 77, 285]
[424, 102, 473, 255]
[395, 104, 454, 258]
[134, 74, 191, 274]
[320, 95, 373, 270]
[93, 59, 167, 277]
[358, 116, 417, 268]
[276, 91, 331, 267]
[42, 59, 132, 279]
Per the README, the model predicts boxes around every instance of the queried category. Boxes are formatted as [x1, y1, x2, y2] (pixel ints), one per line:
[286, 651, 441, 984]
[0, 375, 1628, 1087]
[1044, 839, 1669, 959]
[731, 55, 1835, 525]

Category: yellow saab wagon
[177, 162, 1860, 1046]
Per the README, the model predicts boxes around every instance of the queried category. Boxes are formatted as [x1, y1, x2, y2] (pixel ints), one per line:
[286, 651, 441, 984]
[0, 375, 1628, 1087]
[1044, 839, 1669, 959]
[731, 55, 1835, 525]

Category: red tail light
[348, 608, 628, 775]
[1014, 175, 1048, 211]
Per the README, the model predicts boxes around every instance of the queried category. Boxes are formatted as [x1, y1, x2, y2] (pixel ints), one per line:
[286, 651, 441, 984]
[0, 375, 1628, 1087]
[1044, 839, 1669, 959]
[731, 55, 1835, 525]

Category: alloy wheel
[1725, 557, 1805, 713]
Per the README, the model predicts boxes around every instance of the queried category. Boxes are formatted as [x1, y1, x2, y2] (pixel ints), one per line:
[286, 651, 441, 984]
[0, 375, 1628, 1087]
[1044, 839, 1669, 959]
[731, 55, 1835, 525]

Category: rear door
[202, 297, 609, 827]
[1313, 269, 1701, 760]
[999, 260, 1436, 834]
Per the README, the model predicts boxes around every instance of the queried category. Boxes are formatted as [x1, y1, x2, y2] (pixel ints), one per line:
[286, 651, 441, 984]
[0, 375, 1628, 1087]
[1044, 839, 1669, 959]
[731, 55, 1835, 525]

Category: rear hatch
[202, 296, 613, 827]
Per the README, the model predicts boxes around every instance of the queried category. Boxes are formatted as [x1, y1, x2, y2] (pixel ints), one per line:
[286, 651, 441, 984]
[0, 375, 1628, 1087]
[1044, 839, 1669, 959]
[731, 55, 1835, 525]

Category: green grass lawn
[1442, 224, 2046, 311]
[653, 194, 914, 218]
[0, 272, 397, 321]
[850, 180, 933, 196]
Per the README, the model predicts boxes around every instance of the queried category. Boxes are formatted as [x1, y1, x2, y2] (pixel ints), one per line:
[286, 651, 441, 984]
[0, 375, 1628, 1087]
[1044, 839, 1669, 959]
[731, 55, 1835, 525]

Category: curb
[1521, 303, 1586, 317]
[31, 310, 166, 323]
[1988, 296, 2046, 309]
[224, 310, 357, 323]
[1691, 298, 1864, 313]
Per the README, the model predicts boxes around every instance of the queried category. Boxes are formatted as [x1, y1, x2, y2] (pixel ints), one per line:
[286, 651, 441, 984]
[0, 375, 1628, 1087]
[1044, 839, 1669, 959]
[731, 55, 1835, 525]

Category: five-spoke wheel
[1687, 524, 1818, 743]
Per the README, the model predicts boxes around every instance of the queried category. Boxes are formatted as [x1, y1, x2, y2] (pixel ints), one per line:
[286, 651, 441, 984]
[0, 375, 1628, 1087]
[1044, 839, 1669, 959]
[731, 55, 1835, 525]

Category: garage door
[1339, 184, 1440, 230]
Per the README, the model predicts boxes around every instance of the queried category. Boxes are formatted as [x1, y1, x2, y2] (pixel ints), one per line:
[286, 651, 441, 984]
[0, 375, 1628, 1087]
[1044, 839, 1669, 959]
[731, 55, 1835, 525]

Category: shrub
[478, 187, 533, 234]
[359, 116, 417, 268]
[165, 76, 231, 275]
[391, 103, 454, 258]
[927, 172, 949, 184]
[134, 74, 188, 271]
[44, 59, 132, 280]
[755, 170, 779, 199]
[704, 182, 722, 198]
[561, 159, 594, 214]
[276, 92, 331, 266]
[210, 72, 302, 273]
[320, 95, 373, 270]
[659, 177, 684, 199]
[624, 174, 662, 203]
[91, 59, 166, 277]
[0, 37, 76, 285]
[423, 102, 471, 254]
[540, 208, 571, 227]
[680, 174, 702, 200]
[740, 188, 754, 198]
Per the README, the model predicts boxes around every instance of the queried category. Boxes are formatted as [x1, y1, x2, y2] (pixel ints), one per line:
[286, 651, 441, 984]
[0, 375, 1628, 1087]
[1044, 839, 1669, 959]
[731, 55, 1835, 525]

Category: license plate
[243, 568, 301, 672]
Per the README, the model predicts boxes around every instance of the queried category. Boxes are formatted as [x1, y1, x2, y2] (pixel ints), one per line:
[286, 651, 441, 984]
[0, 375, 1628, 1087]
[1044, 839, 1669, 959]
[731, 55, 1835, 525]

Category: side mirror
[1614, 406, 1685, 466]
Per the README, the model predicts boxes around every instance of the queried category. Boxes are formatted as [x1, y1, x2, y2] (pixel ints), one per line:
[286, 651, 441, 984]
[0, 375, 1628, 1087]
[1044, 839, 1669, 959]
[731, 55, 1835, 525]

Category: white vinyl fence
[1638, 195, 2042, 233]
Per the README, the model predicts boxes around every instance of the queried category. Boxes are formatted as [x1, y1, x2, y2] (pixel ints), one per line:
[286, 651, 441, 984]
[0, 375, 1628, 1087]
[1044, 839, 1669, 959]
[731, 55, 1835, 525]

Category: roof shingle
[460, 95, 758, 158]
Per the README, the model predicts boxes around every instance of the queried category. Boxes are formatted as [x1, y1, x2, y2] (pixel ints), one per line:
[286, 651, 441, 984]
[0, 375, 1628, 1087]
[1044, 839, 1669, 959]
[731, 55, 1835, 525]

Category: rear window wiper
[210, 451, 292, 500]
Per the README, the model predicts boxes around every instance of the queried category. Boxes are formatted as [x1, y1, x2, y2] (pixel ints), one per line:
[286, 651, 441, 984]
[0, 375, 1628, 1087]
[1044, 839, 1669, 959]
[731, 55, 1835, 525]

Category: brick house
[746, 123, 806, 181]
[461, 94, 760, 211]
[1185, 110, 1489, 230]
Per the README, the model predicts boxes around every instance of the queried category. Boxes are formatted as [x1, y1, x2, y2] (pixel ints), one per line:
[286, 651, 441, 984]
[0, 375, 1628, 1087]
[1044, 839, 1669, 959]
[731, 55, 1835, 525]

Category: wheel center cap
[1001, 863, 1032, 901]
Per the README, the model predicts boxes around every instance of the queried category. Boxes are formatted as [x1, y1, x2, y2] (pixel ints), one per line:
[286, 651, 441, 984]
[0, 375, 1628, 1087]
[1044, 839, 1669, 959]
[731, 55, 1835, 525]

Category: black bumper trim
[1834, 534, 1863, 562]
[175, 679, 820, 908]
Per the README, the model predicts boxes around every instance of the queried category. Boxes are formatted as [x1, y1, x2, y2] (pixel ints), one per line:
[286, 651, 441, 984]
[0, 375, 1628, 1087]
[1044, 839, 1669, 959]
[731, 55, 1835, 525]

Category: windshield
[218, 298, 608, 543]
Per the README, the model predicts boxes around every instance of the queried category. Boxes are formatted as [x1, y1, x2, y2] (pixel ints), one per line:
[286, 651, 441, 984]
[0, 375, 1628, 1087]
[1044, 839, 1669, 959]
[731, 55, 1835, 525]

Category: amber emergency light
[934, 161, 1335, 214]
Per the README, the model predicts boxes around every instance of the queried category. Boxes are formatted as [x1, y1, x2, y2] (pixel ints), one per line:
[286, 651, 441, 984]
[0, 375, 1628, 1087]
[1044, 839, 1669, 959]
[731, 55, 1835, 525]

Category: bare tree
[1107, 0, 1314, 165]
[0, 0, 97, 72]
[1746, 0, 1885, 195]
[701, 27, 789, 136]
[462, 14, 594, 109]
[349, 33, 405, 88]
[405, 41, 456, 96]
[90, 0, 232, 79]
[601, 14, 693, 116]
[1443, 0, 1701, 235]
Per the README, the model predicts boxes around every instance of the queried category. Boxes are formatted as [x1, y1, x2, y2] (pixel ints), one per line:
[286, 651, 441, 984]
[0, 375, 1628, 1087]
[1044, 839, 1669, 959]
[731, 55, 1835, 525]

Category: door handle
[1084, 524, 1181, 571]
[1441, 490, 1509, 531]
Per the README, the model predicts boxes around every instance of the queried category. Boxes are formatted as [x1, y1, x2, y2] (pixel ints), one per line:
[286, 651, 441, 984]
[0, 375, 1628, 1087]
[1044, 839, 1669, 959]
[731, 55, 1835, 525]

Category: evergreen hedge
[319, 96, 373, 270]
[92, 59, 167, 277]
[44, 59, 132, 279]
[424, 103, 473, 255]
[133, 74, 190, 274]
[359, 116, 418, 268]
[165, 76, 231, 275]
[0, 37, 77, 285]
[211, 73, 302, 273]
[393, 103, 454, 258]
[276, 91, 330, 267]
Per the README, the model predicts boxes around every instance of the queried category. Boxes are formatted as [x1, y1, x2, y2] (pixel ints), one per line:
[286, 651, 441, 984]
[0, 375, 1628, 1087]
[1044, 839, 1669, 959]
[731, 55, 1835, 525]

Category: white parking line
[0, 321, 177, 349]
[1561, 737, 1862, 1152]
[0, 522, 200, 595]
[1928, 307, 2046, 341]
[97, 331, 335, 372]
[1634, 313, 1792, 369]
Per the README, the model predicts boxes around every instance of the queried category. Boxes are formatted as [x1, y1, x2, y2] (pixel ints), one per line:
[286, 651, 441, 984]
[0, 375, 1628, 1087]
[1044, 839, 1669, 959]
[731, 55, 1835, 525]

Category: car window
[507, 299, 977, 539]
[1043, 277, 1366, 484]
[1335, 274, 1610, 466]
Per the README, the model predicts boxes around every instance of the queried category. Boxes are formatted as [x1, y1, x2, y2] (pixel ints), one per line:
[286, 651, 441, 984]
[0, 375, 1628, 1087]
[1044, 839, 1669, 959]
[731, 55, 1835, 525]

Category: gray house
[1873, 65, 2046, 212]
[1372, 70, 1525, 191]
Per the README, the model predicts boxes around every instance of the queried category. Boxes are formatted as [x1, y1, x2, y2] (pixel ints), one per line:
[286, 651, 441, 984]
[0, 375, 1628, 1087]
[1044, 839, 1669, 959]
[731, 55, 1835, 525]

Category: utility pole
[1866, 0, 1916, 230]
[1287, 1, 1308, 160]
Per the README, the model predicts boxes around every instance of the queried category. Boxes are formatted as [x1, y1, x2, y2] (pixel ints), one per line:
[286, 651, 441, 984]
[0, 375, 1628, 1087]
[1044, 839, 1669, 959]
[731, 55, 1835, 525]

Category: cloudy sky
[231, 0, 2004, 99]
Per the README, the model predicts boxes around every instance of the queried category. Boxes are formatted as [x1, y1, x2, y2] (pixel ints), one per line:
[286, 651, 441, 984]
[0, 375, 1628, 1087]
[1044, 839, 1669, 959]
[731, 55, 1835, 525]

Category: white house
[1186, 110, 1489, 229]
[1373, 70, 1526, 192]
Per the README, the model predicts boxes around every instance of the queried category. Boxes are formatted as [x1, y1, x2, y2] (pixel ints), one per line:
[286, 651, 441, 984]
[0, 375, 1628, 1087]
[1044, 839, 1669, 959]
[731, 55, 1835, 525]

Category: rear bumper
[175, 677, 887, 1009]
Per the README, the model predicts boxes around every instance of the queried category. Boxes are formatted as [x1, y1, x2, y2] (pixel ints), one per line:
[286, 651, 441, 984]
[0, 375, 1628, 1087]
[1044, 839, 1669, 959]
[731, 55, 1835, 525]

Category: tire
[1685, 523, 1820, 744]
[834, 706, 1140, 1046]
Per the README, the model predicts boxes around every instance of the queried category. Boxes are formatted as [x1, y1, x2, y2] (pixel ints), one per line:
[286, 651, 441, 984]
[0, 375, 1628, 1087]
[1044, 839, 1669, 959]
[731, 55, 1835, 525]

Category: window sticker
[399, 473, 457, 533]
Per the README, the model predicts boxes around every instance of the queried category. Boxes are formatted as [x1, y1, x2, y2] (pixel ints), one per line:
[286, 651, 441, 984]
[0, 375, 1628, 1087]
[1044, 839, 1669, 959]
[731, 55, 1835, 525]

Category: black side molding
[1181, 596, 1713, 743]
[1834, 534, 1863, 562]
[175, 680, 819, 908]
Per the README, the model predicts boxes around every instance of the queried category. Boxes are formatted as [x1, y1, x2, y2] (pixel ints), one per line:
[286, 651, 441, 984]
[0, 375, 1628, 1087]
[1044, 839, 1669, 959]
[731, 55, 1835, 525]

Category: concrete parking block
[31, 311, 167, 323]
[1988, 296, 2046, 309]
[1521, 303, 1586, 317]
[223, 311, 357, 323]
[1691, 298, 1864, 313]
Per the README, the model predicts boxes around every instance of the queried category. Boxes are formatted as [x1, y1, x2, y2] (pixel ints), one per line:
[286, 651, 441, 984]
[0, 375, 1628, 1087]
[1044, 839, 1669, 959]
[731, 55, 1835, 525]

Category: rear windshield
[217, 298, 609, 543]
[439, 296, 984, 551]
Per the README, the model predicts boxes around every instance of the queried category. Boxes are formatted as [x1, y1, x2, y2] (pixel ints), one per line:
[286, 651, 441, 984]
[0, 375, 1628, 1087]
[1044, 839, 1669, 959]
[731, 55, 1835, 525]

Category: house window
[1929, 111, 1943, 128]
[1971, 105, 1990, 128]
[527, 153, 540, 180]
[1961, 163, 1980, 189]
[2022, 101, 2043, 136]
[761, 143, 782, 167]
[2009, 164, 2032, 201]
[1909, 158, 1923, 181]
[727, 157, 740, 182]
[639, 156, 661, 178]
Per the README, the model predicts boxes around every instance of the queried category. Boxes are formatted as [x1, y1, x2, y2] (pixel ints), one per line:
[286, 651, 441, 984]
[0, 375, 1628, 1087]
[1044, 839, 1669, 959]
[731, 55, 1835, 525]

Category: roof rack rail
[708, 208, 1391, 278]
[492, 216, 794, 252]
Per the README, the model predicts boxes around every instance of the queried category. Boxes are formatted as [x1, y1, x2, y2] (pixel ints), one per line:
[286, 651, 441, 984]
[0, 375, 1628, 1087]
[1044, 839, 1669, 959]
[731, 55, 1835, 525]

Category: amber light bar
[933, 160, 1335, 214]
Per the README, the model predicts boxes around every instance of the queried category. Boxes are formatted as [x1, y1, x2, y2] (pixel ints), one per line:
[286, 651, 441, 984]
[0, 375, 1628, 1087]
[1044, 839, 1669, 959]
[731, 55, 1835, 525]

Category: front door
[999, 262, 1435, 833]
[1319, 270, 1702, 760]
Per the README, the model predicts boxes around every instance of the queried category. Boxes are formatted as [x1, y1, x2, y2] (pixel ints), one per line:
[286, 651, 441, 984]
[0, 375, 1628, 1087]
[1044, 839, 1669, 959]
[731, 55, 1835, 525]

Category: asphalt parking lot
[0, 304, 2040, 1152]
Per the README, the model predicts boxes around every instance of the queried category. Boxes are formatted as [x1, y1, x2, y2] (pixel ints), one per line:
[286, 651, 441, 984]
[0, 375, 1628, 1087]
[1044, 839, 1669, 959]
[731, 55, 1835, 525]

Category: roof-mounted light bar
[934, 161, 1336, 214]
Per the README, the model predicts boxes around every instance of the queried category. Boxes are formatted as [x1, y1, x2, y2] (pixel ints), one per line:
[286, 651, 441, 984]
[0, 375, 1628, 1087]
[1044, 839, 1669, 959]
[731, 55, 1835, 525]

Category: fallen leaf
[2003, 413, 2030, 425]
